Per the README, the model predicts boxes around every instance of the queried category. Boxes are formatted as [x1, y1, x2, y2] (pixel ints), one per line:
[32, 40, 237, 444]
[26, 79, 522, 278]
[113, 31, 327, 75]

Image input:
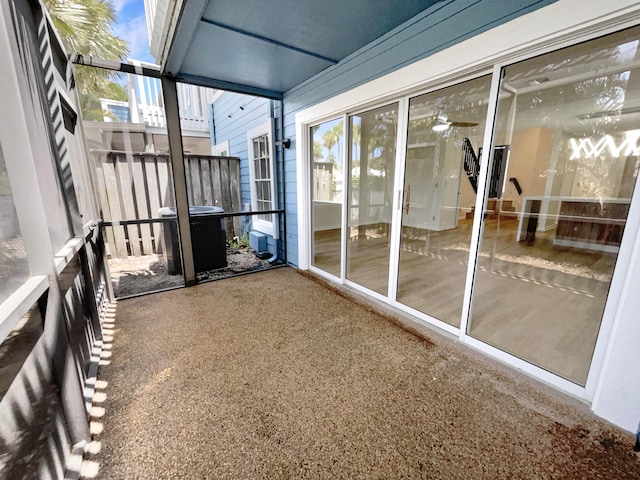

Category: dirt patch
[109, 249, 275, 297]
[196, 247, 272, 282]
[109, 254, 184, 298]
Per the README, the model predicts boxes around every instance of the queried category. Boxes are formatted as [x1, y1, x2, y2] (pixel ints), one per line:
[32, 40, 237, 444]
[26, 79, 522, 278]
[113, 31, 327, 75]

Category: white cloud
[111, 0, 134, 15]
[113, 14, 155, 63]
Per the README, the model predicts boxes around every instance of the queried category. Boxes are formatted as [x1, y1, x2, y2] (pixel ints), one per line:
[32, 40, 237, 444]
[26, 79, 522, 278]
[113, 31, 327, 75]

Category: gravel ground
[88, 268, 640, 479]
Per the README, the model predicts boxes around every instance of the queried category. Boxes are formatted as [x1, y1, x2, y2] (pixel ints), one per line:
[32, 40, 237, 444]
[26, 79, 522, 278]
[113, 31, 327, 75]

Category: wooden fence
[94, 152, 242, 258]
[313, 161, 334, 201]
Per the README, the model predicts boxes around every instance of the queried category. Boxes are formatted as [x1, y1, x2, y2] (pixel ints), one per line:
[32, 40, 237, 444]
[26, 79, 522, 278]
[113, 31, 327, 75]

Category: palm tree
[323, 128, 339, 163]
[329, 121, 344, 165]
[43, 0, 129, 118]
[313, 140, 323, 161]
[45, 0, 127, 58]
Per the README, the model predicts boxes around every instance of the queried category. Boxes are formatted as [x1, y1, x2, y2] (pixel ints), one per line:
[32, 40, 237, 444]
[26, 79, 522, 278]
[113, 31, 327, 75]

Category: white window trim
[295, 0, 640, 412]
[211, 140, 229, 156]
[247, 121, 278, 237]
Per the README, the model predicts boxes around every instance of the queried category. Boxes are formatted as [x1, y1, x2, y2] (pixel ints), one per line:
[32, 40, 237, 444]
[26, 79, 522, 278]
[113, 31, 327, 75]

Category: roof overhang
[150, 0, 445, 99]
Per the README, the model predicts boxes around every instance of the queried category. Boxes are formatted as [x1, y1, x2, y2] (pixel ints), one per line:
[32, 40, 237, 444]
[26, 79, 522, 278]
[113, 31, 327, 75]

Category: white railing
[119, 63, 216, 133]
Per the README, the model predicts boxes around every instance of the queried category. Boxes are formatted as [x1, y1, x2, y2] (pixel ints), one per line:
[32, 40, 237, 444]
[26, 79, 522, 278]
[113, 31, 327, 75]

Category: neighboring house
[209, 92, 281, 255]
[101, 98, 130, 122]
[145, 0, 640, 435]
[85, 63, 217, 154]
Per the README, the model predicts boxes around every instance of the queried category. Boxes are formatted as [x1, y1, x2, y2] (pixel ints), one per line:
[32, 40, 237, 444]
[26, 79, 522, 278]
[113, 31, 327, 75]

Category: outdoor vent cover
[249, 231, 267, 252]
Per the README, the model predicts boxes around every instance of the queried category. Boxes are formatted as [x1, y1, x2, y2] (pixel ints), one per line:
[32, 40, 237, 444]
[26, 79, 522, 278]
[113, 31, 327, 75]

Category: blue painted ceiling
[165, 0, 445, 98]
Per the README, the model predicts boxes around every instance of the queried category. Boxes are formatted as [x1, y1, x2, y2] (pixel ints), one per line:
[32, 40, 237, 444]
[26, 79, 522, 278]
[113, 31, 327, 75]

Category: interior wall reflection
[469, 27, 640, 385]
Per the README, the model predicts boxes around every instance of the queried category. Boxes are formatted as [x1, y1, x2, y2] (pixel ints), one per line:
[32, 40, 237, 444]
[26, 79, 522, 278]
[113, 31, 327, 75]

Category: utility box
[249, 231, 267, 252]
[160, 206, 227, 274]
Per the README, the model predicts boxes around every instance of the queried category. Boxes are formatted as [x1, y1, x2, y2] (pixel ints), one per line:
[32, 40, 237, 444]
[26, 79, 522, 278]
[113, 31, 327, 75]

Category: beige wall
[503, 127, 555, 212]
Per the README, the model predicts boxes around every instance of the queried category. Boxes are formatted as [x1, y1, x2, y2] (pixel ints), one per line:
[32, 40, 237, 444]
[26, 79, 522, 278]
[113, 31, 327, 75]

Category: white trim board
[212, 140, 230, 156]
[247, 121, 278, 238]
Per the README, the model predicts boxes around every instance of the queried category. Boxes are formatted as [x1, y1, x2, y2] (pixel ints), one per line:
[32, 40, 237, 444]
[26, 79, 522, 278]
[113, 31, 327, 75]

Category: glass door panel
[469, 27, 640, 385]
[311, 118, 344, 277]
[397, 76, 492, 327]
[346, 104, 398, 295]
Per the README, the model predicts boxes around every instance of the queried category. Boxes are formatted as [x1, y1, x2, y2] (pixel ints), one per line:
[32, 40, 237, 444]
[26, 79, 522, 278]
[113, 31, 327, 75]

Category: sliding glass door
[345, 104, 398, 295]
[396, 76, 492, 327]
[468, 27, 640, 385]
[311, 118, 344, 277]
[307, 25, 640, 389]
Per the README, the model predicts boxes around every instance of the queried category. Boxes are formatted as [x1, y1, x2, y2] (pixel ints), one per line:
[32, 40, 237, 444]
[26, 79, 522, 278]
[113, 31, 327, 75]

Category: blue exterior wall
[211, 92, 284, 255]
[211, 92, 269, 207]
[281, 0, 557, 267]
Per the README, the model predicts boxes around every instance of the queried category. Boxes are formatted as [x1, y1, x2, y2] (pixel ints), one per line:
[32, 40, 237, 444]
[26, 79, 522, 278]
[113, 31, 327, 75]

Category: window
[212, 140, 229, 156]
[247, 122, 277, 236]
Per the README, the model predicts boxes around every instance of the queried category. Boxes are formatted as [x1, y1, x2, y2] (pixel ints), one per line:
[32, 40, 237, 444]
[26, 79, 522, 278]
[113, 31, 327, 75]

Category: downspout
[280, 98, 287, 265]
[210, 103, 216, 146]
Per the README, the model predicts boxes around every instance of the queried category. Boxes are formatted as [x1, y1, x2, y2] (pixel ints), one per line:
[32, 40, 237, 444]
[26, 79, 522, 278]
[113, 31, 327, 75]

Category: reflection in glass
[311, 118, 344, 277]
[78, 65, 185, 297]
[346, 104, 398, 295]
[397, 76, 492, 326]
[0, 143, 30, 305]
[469, 28, 640, 385]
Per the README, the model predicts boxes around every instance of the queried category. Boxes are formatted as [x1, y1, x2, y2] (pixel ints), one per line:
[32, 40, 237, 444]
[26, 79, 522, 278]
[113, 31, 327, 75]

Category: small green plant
[229, 233, 250, 249]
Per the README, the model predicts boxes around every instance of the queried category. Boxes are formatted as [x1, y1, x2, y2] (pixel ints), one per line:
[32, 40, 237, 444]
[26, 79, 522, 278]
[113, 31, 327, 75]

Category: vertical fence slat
[190, 157, 203, 205]
[157, 155, 174, 207]
[145, 156, 163, 253]
[157, 155, 174, 257]
[202, 159, 213, 205]
[117, 154, 142, 257]
[229, 158, 242, 238]
[211, 158, 222, 207]
[185, 157, 194, 205]
[131, 155, 153, 254]
[219, 159, 234, 239]
[102, 155, 128, 257]
[94, 153, 117, 257]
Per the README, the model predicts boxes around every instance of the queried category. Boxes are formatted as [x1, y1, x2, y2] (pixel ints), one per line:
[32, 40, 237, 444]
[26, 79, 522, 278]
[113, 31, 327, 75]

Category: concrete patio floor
[86, 267, 640, 479]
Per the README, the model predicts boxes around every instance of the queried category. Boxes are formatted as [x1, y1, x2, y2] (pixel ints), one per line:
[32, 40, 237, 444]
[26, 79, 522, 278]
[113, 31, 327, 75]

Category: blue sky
[111, 0, 155, 64]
